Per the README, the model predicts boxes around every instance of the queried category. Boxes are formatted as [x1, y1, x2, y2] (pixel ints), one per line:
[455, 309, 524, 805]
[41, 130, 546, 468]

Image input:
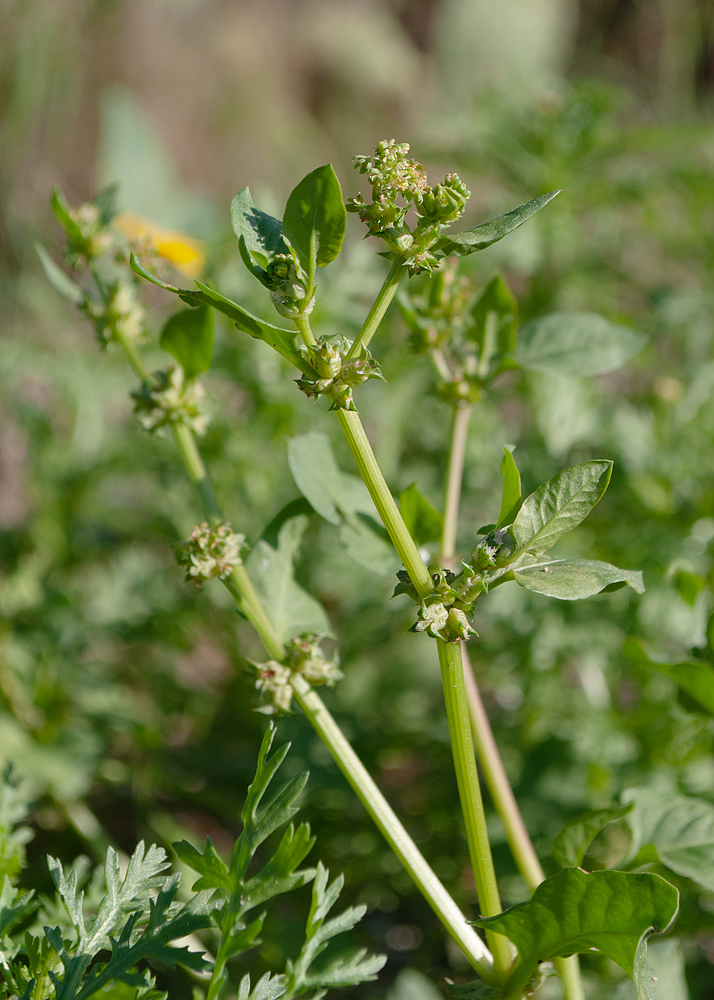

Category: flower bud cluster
[174, 521, 247, 589]
[347, 140, 470, 275]
[265, 253, 312, 319]
[82, 280, 145, 348]
[394, 539, 516, 643]
[254, 634, 342, 715]
[132, 366, 210, 436]
[295, 336, 385, 411]
[65, 202, 113, 268]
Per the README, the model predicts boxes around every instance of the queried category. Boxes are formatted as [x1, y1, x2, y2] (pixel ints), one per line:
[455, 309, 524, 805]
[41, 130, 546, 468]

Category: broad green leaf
[434, 190, 560, 257]
[514, 312, 647, 377]
[130, 254, 309, 372]
[623, 789, 714, 891]
[282, 165, 346, 285]
[464, 274, 518, 368]
[287, 433, 376, 524]
[672, 568, 707, 607]
[339, 515, 401, 576]
[512, 460, 613, 555]
[474, 869, 678, 1000]
[497, 447, 521, 527]
[399, 483, 443, 546]
[513, 558, 644, 600]
[245, 516, 331, 642]
[36, 244, 85, 304]
[159, 306, 213, 379]
[230, 187, 286, 270]
[552, 804, 633, 868]
[624, 638, 714, 716]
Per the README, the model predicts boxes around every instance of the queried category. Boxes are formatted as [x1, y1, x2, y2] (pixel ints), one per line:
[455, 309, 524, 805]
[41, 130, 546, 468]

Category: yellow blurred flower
[113, 211, 205, 279]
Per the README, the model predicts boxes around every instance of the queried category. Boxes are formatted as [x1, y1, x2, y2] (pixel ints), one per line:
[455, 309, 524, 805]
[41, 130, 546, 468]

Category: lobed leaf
[512, 460, 613, 555]
[552, 804, 633, 869]
[474, 868, 678, 1000]
[513, 558, 644, 600]
[159, 306, 213, 379]
[434, 190, 560, 257]
[399, 483, 443, 546]
[514, 312, 647, 377]
[497, 446, 521, 528]
[246, 516, 331, 642]
[172, 836, 230, 892]
[238, 971, 287, 1000]
[624, 638, 714, 716]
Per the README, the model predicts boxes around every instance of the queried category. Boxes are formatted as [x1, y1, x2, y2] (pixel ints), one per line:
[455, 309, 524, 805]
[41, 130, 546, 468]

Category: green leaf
[230, 187, 287, 270]
[172, 837, 230, 892]
[245, 516, 331, 643]
[238, 971, 287, 1000]
[672, 568, 707, 607]
[0, 880, 37, 937]
[284, 862, 386, 998]
[159, 306, 213, 380]
[624, 638, 714, 716]
[282, 165, 346, 287]
[464, 274, 518, 368]
[513, 558, 644, 600]
[514, 312, 647, 377]
[512, 460, 613, 555]
[623, 788, 714, 891]
[51, 188, 84, 245]
[435, 190, 560, 257]
[399, 483, 443, 546]
[130, 254, 310, 373]
[36, 244, 85, 305]
[241, 821, 316, 911]
[338, 514, 401, 577]
[497, 447, 521, 528]
[552, 804, 634, 868]
[474, 869, 678, 1000]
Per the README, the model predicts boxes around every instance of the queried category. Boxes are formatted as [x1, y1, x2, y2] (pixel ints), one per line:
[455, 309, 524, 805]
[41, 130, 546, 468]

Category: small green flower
[285, 634, 343, 687]
[174, 521, 246, 588]
[132, 366, 209, 436]
[254, 661, 294, 714]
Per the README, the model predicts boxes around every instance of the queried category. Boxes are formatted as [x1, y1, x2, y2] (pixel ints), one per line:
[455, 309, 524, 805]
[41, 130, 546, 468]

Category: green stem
[441, 404, 472, 565]
[437, 641, 513, 983]
[291, 674, 495, 982]
[336, 409, 432, 597]
[171, 422, 222, 525]
[294, 312, 317, 347]
[345, 257, 405, 359]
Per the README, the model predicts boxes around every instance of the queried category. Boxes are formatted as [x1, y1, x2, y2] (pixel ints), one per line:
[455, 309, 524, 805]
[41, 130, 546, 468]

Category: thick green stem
[441, 404, 472, 565]
[293, 312, 317, 347]
[437, 642, 513, 982]
[345, 257, 405, 359]
[291, 674, 495, 981]
[336, 409, 432, 597]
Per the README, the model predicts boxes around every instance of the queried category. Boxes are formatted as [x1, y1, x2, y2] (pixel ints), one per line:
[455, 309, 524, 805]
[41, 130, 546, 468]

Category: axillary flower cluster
[253, 635, 342, 715]
[174, 521, 247, 588]
[396, 528, 518, 643]
[295, 335, 385, 411]
[347, 140, 471, 274]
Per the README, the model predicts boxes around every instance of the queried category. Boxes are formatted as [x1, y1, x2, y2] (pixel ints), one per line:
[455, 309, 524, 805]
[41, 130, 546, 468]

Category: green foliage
[624, 639, 714, 715]
[496, 447, 521, 529]
[552, 804, 633, 869]
[435, 190, 560, 257]
[474, 869, 678, 1000]
[282, 165, 346, 283]
[399, 484, 443, 547]
[513, 312, 646, 377]
[512, 559, 644, 600]
[159, 307, 213, 380]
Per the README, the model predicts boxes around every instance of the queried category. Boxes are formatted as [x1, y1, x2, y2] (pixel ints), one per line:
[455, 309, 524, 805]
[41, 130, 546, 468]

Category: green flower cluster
[254, 634, 342, 715]
[82, 279, 145, 349]
[347, 139, 470, 274]
[132, 366, 210, 436]
[295, 335, 385, 410]
[174, 521, 246, 588]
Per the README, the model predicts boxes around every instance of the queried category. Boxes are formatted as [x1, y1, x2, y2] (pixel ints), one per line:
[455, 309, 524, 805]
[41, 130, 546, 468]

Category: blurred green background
[2, 1, 714, 998]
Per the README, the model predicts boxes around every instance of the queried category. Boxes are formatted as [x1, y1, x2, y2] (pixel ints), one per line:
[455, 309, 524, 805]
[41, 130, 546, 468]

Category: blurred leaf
[51, 188, 83, 244]
[514, 312, 646, 376]
[512, 460, 613, 555]
[246, 516, 331, 642]
[552, 803, 633, 868]
[399, 483, 443, 546]
[513, 558, 644, 600]
[624, 638, 714, 716]
[672, 569, 707, 607]
[623, 789, 714, 891]
[36, 245, 84, 304]
[388, 969, 444, 1000]
[474, 869, 678, 1000]
[497, 446, 521, 528]
[339, 514, 400, 576]
[159, 306, 213, 380]
[282, 165, 346, 286]
[231, 187, 286, 271]
[464, 273, 518, 367]
[435, 191, 560, 257]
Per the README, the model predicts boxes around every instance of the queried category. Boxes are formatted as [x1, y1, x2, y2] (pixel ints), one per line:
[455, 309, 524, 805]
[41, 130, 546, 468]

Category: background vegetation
[2, 1, 714, 997]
